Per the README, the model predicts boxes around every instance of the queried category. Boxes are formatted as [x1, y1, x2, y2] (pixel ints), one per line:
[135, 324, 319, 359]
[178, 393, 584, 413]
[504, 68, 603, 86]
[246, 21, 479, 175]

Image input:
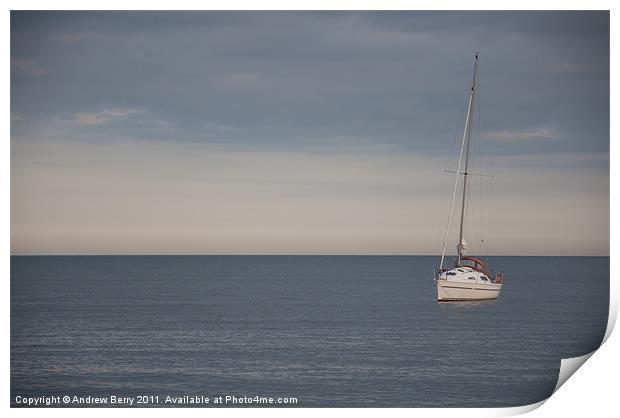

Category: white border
[4, 2, 616, 417]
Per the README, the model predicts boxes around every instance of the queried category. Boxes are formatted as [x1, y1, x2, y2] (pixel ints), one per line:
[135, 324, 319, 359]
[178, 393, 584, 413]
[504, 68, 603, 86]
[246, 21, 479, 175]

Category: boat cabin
[459, 257, 492, 278]
[436, 256, 502, 285]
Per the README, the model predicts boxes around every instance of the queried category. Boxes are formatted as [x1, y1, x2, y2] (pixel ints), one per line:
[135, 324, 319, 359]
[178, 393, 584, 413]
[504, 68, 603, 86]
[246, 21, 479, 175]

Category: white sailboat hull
[436, 279, 502, 302]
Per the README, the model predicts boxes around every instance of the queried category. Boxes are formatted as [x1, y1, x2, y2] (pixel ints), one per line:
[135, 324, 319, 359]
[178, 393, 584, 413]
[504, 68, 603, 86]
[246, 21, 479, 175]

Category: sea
[10, 255, 609, 407]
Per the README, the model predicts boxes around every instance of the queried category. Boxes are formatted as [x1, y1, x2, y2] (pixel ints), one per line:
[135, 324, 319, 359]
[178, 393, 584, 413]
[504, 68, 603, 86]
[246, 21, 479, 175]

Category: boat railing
[495, 273, 503, 284]
[434, 268, 449, 280]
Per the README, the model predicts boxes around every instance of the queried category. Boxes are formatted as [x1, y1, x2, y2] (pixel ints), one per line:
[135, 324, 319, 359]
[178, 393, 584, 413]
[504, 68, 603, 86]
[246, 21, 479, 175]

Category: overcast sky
[11, 11, 609, 255]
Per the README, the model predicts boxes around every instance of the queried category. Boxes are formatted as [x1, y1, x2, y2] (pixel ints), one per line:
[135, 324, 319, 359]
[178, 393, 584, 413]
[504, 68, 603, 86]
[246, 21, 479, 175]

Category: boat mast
[457, 52, 479, 266]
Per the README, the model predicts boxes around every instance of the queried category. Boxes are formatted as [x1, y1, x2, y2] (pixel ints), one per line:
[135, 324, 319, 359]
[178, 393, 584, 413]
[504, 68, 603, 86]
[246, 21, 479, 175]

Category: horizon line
[9, 253, 611, 257]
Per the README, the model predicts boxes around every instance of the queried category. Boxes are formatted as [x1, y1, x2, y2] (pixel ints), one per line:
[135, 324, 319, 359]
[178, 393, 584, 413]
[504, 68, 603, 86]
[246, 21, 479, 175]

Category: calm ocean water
[11, 255, 608, 407]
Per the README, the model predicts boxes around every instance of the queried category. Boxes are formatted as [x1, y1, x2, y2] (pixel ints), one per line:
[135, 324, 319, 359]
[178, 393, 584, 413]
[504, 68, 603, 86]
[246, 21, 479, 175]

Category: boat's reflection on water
[437, 299, 498, 308]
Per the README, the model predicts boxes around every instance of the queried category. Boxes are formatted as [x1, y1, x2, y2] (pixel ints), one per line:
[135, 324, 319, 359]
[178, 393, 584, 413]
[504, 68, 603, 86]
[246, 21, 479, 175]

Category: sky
[10, 11, 609, 255]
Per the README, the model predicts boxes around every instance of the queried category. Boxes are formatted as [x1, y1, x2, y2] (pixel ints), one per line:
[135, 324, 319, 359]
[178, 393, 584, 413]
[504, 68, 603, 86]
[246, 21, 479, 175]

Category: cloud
[10, 12, 609, 157]
[213, 73, 263, 92]
[11, 58, 46, 77]
[483, 127, 561, 141]
[10, 136, 608, 255]
[11, 112, 24, 122]
[205, 121, 244, 133]
[50, 31, 144, 47]
[50, 32, 91, 44]
[9, 12, 609, 255]
[62, 108, 143, 127]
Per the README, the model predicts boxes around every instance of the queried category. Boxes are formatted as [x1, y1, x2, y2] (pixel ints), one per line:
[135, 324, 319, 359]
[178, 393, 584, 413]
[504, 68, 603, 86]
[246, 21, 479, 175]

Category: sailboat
[435, 53, 503, 302]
